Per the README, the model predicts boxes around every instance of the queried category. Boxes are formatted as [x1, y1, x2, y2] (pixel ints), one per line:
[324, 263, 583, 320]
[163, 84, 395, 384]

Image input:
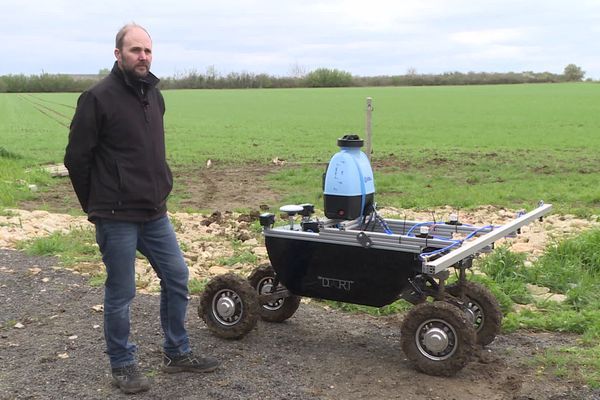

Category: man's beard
[121, 58, 150, 79]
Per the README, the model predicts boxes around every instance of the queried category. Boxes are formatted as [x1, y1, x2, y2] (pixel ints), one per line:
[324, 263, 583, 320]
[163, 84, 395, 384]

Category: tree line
[0, 64, 587, 92]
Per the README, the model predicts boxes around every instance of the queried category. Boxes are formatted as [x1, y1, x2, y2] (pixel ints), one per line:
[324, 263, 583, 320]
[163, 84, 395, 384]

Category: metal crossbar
[421, 203, 553, 274]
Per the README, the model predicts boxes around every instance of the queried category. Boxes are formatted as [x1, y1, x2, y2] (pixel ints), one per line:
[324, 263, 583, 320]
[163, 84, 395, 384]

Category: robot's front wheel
[401, 301, 476, 376]
[199, 273, 259, 340]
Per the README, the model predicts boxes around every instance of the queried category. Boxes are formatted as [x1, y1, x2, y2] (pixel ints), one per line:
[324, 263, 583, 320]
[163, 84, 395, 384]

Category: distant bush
[0, 73, 96, 92]
[304, 68, 353, 87]
[159, 70, 300, 89]
[563, 64, 585, 81]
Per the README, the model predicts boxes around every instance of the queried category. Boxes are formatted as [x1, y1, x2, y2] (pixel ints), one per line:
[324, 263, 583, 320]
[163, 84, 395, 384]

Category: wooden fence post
[365, 97, 373, 161]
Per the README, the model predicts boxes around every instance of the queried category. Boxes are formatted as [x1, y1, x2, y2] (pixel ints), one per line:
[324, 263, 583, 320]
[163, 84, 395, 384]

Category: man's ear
[114, 48, 120, 61]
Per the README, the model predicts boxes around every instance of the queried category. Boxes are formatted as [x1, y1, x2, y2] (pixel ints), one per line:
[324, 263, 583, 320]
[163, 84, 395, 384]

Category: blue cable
[406, 221, 436, 236]
[418, 224, 496, 261]
[376, 214, 393, 235]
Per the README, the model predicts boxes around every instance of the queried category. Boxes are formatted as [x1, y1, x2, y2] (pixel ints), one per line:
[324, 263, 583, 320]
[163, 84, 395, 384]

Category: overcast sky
[1, 0, 599, 79]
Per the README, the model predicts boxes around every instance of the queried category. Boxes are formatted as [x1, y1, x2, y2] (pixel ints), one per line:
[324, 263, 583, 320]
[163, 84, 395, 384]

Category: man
[64, 23, 219, 394]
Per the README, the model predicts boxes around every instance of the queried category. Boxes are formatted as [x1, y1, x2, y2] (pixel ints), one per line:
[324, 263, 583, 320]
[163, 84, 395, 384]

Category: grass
[1, 319, 18, 330]
[159, 84, 600, 218]
[0, 158, 54, 208]
[161, 84, 600, 163]
[16, 227, 109, 285]
[88, 273, 106, 287]
[477, 246, 533, 306]
[536, 345, 600, 388]
[1, 84, 599, 215]
[189, 278, 208, 295]
[476, 229, 600, 387]
[216, 240, 257, 266]
[17, 227, 100, 266]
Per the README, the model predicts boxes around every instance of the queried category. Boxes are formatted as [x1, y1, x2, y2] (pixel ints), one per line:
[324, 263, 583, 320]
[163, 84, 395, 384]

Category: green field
[1, 83, 599, 215]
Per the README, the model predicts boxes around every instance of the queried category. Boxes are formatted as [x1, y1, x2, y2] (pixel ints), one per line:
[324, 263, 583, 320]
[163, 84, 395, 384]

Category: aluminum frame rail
[421, 203, 553, 274]
[321, 216, 506, 239]
[264, 226, 455, 253]
[363, 219, 499, 239]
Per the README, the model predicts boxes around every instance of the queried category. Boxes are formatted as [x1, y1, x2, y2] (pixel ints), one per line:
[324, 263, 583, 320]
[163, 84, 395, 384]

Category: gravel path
[1, 249, 599, 400]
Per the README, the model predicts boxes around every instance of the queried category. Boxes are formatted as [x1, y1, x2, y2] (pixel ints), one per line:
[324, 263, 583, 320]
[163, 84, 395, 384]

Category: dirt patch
[2, 249, 600, 400]
[19, 177, 82, 214]
[20, 163, 286, 215]
[172, 163, 284, 213]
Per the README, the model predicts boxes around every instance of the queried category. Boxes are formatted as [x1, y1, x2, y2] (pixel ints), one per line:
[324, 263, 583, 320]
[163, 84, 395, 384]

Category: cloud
[451, 29, 527, 46]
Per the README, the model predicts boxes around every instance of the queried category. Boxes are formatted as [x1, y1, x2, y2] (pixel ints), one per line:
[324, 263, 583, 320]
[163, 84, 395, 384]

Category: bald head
[115, 23, 151, 51]
[114, 24, 153, 78]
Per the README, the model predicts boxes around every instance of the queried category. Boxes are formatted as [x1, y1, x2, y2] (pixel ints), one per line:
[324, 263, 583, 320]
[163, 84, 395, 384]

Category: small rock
[252, 247, 268, 257]
[510, 242, 532, 253]
[272, 157, 286, 166]
[208, 266, 229, 275]
[244, 238, 259, 246]
[513, 303, 537, 313]
[546, 293, 567, 303]
[91, 305, 104, 313]
[526, 284, 550, 296]
[14, 322, 25, 329]
[236, 231, 252, 242]
[68, 335, 78, 340]
[57, 353, 69, 359]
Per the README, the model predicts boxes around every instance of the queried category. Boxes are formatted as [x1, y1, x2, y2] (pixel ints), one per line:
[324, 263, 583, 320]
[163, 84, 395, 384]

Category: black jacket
[64, 62, 172, 220]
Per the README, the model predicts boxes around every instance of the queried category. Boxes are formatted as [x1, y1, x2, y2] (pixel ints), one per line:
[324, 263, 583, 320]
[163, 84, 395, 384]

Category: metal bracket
[356, 232, 373, 248]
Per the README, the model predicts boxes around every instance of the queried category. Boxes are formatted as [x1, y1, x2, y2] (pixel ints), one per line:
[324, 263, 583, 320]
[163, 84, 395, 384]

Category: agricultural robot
[198, 135, 551, 376]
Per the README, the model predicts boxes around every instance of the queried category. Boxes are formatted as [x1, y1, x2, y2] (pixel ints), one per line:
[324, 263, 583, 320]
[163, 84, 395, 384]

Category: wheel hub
[467, 300, 484, 331]
[464, 307, 476, 325]
[260, 282, 273, 295]
[216, 296, 236, 318]
[416, 318, 458, 361]
[422, 327, 449, 353]
[258, 278, 283, 310]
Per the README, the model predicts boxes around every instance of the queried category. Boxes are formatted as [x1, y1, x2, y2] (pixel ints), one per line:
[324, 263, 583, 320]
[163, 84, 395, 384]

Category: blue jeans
[95, 215, 191, 368]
